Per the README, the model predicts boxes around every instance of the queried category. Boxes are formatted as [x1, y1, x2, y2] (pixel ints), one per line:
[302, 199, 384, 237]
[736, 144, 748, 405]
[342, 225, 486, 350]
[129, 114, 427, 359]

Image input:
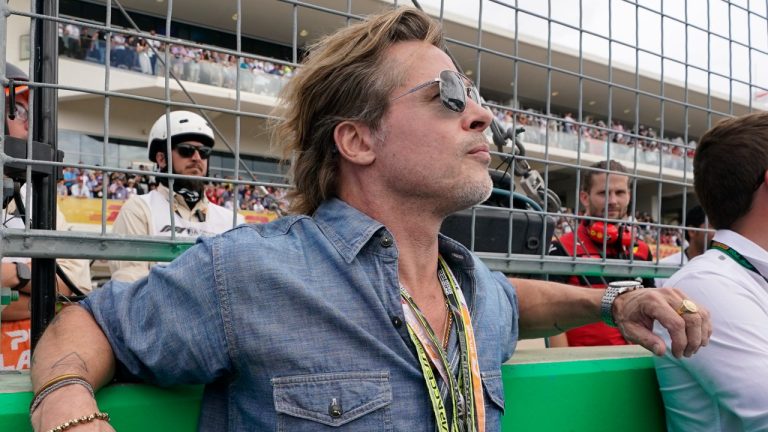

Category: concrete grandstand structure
[7, 0, 756, 218]
[2, 0, 764, 276]
[2, 1, 765, 430]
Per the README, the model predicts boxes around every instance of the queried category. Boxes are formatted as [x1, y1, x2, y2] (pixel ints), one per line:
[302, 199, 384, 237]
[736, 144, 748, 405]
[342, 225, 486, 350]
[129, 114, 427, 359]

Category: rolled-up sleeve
[82, 235, 232, 386]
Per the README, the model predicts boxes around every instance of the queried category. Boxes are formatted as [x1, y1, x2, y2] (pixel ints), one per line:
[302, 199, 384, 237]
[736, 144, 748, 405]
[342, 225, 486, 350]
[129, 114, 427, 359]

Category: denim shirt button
[380, 235, 393, 248]
[391, 316, 403, 328]
[328, 398, 343, 418]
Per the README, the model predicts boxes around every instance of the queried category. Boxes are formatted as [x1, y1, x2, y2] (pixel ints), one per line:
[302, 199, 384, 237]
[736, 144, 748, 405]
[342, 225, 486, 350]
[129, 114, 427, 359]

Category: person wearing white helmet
[108, 110, 243, 282]
[1, 63, 92, 371]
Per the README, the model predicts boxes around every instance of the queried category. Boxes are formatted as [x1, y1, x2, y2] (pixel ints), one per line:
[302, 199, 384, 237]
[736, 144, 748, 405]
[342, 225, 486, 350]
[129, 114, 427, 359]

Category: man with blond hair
[30, 8, 709, 431]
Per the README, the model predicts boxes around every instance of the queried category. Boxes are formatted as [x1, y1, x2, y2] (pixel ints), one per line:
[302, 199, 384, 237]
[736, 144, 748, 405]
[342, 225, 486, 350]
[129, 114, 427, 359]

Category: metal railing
[1, 0, 764, 340]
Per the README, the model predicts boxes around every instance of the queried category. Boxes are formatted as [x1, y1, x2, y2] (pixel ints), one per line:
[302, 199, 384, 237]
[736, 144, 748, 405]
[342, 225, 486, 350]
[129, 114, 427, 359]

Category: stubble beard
[447, 173, 493, 214]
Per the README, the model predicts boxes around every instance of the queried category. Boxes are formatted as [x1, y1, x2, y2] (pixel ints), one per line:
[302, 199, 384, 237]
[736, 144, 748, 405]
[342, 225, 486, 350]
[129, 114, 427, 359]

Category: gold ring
[676, 299, 699, 315]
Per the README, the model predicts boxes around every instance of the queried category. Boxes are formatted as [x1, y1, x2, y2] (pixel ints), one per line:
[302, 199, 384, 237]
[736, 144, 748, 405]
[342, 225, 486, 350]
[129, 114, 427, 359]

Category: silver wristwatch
[601, 281, 644, 327]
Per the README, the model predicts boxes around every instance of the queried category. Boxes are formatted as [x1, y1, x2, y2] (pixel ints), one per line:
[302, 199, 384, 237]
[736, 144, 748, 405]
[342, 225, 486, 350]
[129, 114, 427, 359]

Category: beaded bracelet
[45, 411, 110, 432]
[30, 377, 94, 415]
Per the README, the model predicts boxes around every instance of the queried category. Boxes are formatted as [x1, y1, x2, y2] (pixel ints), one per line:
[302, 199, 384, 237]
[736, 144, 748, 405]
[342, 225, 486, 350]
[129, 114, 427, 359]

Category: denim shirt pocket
[481, 370, 506, 429]
[272, 371, 393, 431]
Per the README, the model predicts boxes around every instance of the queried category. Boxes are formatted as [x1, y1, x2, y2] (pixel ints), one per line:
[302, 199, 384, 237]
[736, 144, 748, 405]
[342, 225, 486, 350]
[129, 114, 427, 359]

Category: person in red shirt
[548, 160, 654, 347]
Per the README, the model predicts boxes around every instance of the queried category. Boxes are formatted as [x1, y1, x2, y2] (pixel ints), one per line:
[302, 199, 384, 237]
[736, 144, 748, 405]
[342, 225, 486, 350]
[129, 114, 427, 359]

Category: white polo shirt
[654, 250, 688, 288]
[653, 229, 768, 431]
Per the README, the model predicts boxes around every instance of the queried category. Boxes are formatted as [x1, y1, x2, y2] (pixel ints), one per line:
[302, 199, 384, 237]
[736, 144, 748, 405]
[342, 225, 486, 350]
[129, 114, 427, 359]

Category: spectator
[147, 30, 160, 74]
[63, 23, 81, 59]
[56, 179, 68, 196]
[107, 176, 126, 200]
[70, 175, 91, 198]
[1, 63, 92, 371]
[548, 160, 655, 347]
[655, 205, 712, 288]
[108, 111, 243, 282]
[136, 38, 152, 74]
[86, 171, 103, 198]
[124, 178, 138, 199]
[62, 167, 76, 192]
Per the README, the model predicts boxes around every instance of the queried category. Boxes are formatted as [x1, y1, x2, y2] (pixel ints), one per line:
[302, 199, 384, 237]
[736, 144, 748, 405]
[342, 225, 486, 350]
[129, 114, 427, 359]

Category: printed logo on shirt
[159, 225, 215, 236]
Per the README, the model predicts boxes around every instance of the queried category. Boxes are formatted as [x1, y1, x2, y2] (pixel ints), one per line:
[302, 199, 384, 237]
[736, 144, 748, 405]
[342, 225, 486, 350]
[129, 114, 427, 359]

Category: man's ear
[333, 120, 376, 166]
[155, 152, 167, 170]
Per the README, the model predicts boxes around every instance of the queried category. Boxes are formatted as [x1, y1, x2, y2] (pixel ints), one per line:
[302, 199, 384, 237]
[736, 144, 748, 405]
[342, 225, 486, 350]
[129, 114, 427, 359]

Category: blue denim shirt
[82, 198, 519, 431]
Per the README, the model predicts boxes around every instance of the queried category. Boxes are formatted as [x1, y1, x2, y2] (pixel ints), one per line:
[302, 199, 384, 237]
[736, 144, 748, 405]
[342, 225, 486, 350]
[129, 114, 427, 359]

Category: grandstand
[4, 0, 751, 264]
[1, 0, 765, 430]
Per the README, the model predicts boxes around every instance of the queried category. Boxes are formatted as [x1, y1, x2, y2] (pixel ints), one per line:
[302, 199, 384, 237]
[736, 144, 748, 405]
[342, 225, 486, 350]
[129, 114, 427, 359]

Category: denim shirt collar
[313, 198, 387, 263]
[313, 198, 478, 275]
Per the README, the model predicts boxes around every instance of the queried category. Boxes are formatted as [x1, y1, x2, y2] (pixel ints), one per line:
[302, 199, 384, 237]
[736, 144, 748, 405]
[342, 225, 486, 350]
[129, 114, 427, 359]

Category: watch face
[16, 262, 31, 280]
[608, 280, 642, 290]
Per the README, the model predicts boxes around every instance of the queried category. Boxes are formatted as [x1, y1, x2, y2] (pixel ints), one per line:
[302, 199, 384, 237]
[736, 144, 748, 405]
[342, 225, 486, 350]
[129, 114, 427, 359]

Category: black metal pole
[30, 0, 59, 350]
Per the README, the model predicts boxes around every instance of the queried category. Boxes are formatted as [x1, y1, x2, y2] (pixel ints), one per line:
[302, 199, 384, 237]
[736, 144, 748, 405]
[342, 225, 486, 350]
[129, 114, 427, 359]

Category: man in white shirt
[69, 175, 90, 198]
[653, 112, 768, 431]
[654, 205, 710, 288]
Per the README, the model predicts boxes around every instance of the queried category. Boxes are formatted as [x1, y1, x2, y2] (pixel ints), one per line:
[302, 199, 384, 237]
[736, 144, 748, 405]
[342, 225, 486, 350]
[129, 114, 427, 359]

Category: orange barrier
[57, 196, 279, 226]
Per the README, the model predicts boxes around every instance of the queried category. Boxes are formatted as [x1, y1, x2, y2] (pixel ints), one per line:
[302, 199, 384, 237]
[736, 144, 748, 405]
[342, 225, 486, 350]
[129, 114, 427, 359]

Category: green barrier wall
[501, 346, 665, 432]
[0, 373, 203, 431]
[0, 346, 664, 431]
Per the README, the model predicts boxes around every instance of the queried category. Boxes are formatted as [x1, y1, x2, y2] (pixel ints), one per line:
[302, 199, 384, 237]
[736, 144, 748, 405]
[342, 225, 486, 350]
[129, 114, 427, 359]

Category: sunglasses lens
[440, 70, 466, 113]
[176, 144, 211, 159]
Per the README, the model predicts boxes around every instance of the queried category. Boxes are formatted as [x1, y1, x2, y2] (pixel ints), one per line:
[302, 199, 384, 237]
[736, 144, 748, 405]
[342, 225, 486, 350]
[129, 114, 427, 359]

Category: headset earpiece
[587, 221, 618, 243]
[587, 221, 634, 248]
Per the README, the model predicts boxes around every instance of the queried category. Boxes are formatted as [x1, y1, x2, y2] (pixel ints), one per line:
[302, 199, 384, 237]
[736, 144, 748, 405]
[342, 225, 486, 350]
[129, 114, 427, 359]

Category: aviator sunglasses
[391, 70, 481, 113]
[175, 142, 212, 160]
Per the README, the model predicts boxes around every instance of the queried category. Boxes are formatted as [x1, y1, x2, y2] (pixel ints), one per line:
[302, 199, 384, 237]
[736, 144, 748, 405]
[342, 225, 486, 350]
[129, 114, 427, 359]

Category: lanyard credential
[400, 256, 485, 432]
[710, 240, 768, 284]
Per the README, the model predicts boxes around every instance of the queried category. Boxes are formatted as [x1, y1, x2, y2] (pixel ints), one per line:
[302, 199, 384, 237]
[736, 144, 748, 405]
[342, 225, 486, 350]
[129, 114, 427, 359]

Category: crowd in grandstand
[204, 182, 290, 214]
[490, 105, 697, 164]
[56, 165, 289, 213]
[57, 23, 692, 242]
[57, 166, 152, 200]
[59, 23, 694, 167]
[60, 23, 294, 94]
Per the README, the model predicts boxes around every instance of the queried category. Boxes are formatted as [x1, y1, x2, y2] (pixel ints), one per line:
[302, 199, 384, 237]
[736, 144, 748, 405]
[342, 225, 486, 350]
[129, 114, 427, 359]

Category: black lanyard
[709, 240, 768, 284]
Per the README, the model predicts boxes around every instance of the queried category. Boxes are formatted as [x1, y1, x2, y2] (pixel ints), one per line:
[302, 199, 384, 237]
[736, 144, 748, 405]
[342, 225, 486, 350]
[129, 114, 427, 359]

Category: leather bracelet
[45, 411, 110, 432]
[30, 376, 94, 415]
[35, 374, 86, 396]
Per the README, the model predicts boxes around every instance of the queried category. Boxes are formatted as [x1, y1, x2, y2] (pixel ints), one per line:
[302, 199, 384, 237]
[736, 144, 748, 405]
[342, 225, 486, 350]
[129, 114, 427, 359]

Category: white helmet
[147, 111, 214, 163]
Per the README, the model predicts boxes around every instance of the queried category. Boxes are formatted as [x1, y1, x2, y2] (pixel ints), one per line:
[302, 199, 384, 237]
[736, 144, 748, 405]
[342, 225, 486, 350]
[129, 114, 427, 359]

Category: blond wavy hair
[273, 7, 444, 215]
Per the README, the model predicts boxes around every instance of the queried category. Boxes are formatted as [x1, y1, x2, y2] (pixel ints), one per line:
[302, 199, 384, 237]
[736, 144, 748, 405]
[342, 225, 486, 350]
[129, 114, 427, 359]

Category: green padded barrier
[501, 346, 665, 432]
[1, 345, 664, 431]
[0, 372, 203, 431]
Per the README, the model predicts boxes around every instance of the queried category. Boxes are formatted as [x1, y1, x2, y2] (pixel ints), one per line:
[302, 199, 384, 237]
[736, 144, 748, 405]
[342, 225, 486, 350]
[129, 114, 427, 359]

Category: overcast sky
[401, 0, 768, 107]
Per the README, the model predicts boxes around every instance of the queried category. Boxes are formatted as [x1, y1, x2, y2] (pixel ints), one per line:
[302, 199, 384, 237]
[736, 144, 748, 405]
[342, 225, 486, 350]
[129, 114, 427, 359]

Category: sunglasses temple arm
[8, 80, 16, 120]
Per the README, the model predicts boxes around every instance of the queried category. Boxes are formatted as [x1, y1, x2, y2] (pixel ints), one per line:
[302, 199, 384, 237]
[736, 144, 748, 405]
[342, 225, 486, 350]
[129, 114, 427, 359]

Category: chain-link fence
[1, 0, 765, 341]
